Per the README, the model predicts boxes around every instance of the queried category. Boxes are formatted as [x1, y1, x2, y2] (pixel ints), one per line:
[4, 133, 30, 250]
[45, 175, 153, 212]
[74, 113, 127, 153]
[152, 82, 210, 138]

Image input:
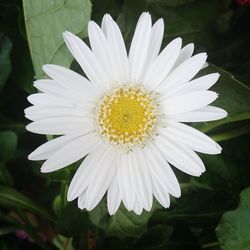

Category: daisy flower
[25, 12, 227, 215]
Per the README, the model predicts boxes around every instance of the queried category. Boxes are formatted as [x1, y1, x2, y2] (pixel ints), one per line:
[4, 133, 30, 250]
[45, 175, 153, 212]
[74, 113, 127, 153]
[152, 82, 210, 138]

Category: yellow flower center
[97, 86, 158, 146]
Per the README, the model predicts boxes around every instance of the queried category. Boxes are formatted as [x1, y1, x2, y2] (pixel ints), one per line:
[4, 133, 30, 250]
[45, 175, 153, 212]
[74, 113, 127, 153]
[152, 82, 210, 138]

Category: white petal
[155, 134, 205, 176]
[162, 91, 218, 115]
[26, 117, 94, 135]
[27, 93, 73, 107]
[105, 15, 129, 83]
[41, 133, 100, 173]
[117, 153, 135, 211]
[158, 53, 207, 92]
[63, 31, 109, 90]
[143, 38, 182, 90]
[133, 198, 143, 215]
[144, 18, 164, 67]
[88, 21, 114, 82]
[28, 133, 81, 161]
[85, 146, 118, 211]
[143, 143, 181, 198]
[164, 120, 222, 154]
[173, 43, 194, 68]
[162, 73, 220, 98]
[42, 64, 99, 100]
[187, 73, 220, 91]
[77, 191, 86, 209]
[168, 106, 228, 122]
[129, 12, 152, 83]
[131, 147, 153, 211]
[107, 175, 121, 215]
[152, 179, 170, 208]
[67, 145, 106, 201]
[25, 106, 84, 122]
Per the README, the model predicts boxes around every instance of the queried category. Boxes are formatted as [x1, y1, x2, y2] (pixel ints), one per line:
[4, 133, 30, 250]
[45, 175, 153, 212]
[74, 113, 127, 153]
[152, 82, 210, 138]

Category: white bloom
[25, 12, 227, 215]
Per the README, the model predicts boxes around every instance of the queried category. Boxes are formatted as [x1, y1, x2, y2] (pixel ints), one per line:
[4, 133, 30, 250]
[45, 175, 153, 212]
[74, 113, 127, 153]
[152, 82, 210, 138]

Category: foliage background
[0, 0, 250, 249]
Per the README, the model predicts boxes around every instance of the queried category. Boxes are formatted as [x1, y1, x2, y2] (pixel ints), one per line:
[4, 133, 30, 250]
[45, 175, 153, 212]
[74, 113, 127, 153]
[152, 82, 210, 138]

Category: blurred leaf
[216, 187, 250, 250]
[0, 186, 54, 221]
[136, 224, 173, 249]
[0, 163, 13, 186]
[147, 0, 221, 49]
[23, 0, 92, 79]
[147, 0, 196, 7]
[0, 131, 17, 162]
[151, 184, 235, 226]
[195, 64, 250, 140]
[57, 203, 92, 237]
[89, 199, 160, 238]
[0, 33, 12, 92]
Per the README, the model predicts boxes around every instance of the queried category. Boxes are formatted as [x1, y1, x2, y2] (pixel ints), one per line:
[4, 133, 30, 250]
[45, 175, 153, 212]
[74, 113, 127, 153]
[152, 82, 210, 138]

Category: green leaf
[147, 0, 221, 48]
[23, 0, 92, 79]
[136, 224, 173, 249]
[0, 186, 54, 221]
[0, 163, 13, 186]
[89, 199, 160, 238]
[195, 64, 250, 140]
[57, 203, 92, 237]
[0, 131, 17, 162]
[0, 33, 12, 92]
[216, 187, 250, 250]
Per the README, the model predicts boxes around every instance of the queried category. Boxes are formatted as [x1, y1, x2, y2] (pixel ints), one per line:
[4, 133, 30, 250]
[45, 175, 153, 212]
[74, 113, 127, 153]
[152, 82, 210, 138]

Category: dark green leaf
[89, 199, 160, 238]
[0, 163, 13, 186]
[195, 64, 250, 141]
[0, 131, 17, 162]
[0, 33, 12, 92]
[57, 203, 92, 237]
[216, 187, 250, 250]
[23, 0, 92, 79]
[136, 224, 173, 249]
[0, 186, 54, 221]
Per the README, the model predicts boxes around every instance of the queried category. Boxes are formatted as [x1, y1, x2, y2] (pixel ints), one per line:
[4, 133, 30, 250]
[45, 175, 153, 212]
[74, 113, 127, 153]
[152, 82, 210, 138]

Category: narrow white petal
[168, 105, 228, 122]
[107, 175, 121, 215]
[26, 117, 94, 135]
[41, 133, 101, 173]
[164, 120, 222, 154]
[162, 91, 218, 115]
[144, 18, 164, 67]
[105, 15, 129, 83]
[143, 38, 182, 90]
[42, 64, 99, 99]
[155, 134, 205, 177]
[88, 21, 114, 82]
[143, 143, 181, 198]
[129, 12, 152, 82]
[173, 43, 194, 68]
[118, 153, 135, 211]
[27, 93, 73, 107]
[77, 191, 86, 209]
[187, 73, 220, 91]
[85, 147, 118, 211]
[161, 73, 220, 99]
[28, 133, 81, 161]
[133, 199, 143, 215]
[63, 31, 109, 90]
[158, 53, 207, 92]
[152, 179, 170, 208]
[131, 147, 153, 211]
[25, 106, 84, 122]
[67, 145, 106, 201]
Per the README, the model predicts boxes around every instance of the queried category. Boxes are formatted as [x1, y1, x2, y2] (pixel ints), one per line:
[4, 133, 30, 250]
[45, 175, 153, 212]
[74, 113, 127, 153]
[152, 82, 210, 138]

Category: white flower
[25, 12, 227, 215]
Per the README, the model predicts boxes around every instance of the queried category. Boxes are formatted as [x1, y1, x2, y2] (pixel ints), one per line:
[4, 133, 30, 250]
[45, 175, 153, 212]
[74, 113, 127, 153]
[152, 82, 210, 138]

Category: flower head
[25, 12, 227, 215]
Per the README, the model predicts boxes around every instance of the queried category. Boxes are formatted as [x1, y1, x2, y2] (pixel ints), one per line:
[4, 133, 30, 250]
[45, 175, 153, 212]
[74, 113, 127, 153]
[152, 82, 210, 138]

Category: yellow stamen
[97, 86, 158, 146]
